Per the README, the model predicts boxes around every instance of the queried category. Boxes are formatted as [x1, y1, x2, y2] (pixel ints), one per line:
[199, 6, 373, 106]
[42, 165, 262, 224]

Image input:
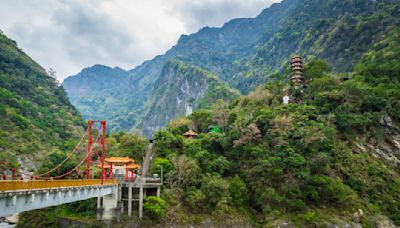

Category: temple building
[291, 56, 304, 84]
[183, 129, 198, 139]
[101, 157, 140, 181]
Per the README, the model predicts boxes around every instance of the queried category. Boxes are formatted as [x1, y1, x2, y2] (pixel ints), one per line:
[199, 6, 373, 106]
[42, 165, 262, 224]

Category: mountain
[0, 31, 85, 170]
[62, 65, 137, 132]
[137, 60, 240, 135]
[150, 42, 400, 226]
[62, 0, 400, 136]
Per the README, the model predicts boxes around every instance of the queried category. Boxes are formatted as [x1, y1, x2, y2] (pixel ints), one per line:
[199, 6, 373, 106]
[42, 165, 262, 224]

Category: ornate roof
[102, 164, 140, 169]
[100, 156, 141, 169]
[183, 129, 198, 136]
[105, 157, 134, 163]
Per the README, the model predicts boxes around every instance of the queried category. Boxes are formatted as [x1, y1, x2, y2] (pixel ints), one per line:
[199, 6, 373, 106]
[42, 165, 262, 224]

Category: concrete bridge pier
[96, 186, 122, 221]
[96, 196, 103, 220]
[118, 185, 123, 214]
[127, 184, 132, 217]
[157, 186, 161, 197]
[139, 186, 143, 219]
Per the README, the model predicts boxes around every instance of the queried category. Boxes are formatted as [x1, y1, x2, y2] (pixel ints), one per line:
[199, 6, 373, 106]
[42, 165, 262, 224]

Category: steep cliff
[138, 61, 239, 135]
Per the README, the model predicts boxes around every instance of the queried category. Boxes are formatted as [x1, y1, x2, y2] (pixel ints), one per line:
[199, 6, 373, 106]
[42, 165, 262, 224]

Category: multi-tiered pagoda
[291, 56, 304, 84]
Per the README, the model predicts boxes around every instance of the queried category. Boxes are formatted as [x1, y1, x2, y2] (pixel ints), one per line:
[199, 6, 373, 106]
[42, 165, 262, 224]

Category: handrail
[0, 179, 118, 192]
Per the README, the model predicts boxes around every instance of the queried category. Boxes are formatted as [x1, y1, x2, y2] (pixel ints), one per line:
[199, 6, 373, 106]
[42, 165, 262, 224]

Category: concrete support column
[118, 186, 122, 201]
[139, 186, 143, 219]
[97, 196, 101, 209]
[128, 184, 132, 217]
[157, 187, 161, 197]
[102, 192, 118, 221]
[118, 185, 123, 213]
[96, 196, 103, 220]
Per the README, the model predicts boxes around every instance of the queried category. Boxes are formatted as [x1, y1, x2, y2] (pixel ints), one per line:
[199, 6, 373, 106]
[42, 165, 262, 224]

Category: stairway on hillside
[141, 142, 153, 179]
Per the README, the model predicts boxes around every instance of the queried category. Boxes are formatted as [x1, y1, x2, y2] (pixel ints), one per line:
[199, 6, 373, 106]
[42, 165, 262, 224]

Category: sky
[0, 0, 281, 81]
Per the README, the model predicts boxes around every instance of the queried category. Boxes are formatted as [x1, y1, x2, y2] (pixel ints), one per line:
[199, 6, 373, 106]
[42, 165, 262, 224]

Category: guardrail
[0, 179, 118, 191]
[143, 177, 161, 184]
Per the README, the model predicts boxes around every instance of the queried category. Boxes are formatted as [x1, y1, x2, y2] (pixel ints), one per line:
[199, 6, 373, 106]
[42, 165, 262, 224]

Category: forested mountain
[62, 65, 134, 131]
[0, 32, 85, 170]
[151, 36, 400, 226]
[62, 0, 400, 136]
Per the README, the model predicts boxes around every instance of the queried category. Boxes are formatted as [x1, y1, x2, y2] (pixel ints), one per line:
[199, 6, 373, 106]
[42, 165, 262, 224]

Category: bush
[309, 175, 359, 208]
[143, 196, 168, 220]
[201, 175, 230, 207]
[185, 188, 206, 210]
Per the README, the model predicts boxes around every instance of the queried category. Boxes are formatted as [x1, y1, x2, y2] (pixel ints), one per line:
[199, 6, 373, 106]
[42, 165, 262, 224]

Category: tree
[185, 188, 206, 210]
[151, 157, 173, 175]
[166, 155, 199, 190]
[229, 175, 249, 206]
[116, 133, 147, 159]
[200, 174, 230, 207]
[188, 109, 213, 133]
[167, 117, 192, 135]
[47, 68, 57, 78]
[233, 123, 262, 147]
[303, 59, 330, 81]
[211, 99, 229, 130]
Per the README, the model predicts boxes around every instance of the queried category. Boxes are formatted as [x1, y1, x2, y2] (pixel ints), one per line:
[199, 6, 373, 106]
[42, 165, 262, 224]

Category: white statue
[283, 95, 290, 105]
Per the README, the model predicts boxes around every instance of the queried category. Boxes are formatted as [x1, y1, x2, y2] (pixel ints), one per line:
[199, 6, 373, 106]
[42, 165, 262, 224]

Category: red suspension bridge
[0, 120, 112, 189]
[0, 120, 160, 220]
[0, 120, 119, 218]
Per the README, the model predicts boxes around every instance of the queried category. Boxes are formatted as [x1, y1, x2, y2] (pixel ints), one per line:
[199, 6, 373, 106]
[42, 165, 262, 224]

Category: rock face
[373, 215, 396, 228]
[138, 61, 239, 136]
[365, 116, 400, 165]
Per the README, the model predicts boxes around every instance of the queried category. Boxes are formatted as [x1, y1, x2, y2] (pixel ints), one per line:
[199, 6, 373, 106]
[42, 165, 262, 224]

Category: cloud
[0, 0, 281, 81]
[171, 0, 276, 32]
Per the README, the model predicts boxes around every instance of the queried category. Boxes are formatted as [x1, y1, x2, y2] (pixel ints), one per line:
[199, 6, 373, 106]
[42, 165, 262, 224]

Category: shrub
[143, 196, 168, 220]
[201, 175, 230, 207]
[185, 188, 206, 210]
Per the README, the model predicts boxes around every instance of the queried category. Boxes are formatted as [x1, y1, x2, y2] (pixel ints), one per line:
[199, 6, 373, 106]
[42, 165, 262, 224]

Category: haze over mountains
[63, 0, 400, 136]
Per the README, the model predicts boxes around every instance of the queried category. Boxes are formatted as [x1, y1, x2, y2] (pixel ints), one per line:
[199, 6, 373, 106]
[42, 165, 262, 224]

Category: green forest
[0, 32, 85, 171]
[147, 35, 400, 226]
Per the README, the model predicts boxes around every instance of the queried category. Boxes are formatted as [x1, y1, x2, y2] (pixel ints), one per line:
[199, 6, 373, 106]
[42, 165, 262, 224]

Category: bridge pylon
[85, 120, 107, 181]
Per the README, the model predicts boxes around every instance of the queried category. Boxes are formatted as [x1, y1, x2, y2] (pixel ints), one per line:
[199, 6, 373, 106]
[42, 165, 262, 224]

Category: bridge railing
[0, 179, 118, 192]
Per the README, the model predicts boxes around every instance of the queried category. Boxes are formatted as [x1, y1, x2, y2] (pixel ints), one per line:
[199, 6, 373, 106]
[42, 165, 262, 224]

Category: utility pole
[160, 165, 163, 184]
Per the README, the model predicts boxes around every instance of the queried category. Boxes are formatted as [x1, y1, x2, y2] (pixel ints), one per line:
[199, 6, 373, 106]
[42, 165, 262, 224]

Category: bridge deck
[0, 179, 118, 192]
[0, 179, 118, 217]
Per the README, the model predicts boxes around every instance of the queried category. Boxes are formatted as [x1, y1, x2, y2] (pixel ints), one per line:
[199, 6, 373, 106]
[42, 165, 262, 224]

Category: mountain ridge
[62, 0, 400, 136]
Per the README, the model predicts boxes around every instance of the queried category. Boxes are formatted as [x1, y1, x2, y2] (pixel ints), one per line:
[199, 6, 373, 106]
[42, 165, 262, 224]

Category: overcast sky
[0, 0, 281, 81]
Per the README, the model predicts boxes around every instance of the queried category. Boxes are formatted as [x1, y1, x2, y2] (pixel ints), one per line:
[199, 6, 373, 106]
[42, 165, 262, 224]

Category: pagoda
[183, 129, 198, 139]
[291, 56, 304, 84]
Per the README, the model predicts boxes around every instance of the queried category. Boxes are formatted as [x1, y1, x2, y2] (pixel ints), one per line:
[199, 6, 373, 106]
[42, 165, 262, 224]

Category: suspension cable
[47, 130, 103, 179]
[32, 127, 89, 178]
